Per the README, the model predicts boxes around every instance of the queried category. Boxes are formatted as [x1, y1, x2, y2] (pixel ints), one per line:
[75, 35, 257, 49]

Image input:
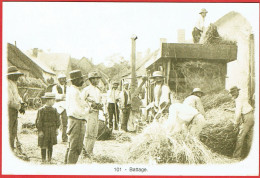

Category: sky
[3, 2, 259, 65]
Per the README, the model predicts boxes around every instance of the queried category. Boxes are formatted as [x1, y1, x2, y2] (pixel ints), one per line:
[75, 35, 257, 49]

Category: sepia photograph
[2, 2, 259, 176]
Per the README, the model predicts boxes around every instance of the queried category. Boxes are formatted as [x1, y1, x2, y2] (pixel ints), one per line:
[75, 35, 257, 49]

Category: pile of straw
[128, 122, 233, 164]
[202, 24, 237, 45]
[199, 120, 238, 157]
[202, 90, 234, 111]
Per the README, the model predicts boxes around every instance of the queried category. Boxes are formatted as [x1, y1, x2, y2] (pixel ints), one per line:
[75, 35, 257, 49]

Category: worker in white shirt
[192, 8, 208, 43]
[183, 88, 206, 117]
[228, 86, 254, 159]
[107, 81, 120, 130]
[7, 66, 25, 150]
[119, 81, 131, 132]
[52, 74, 68, 142]
[149, 71, 172, 121]
[81, 72, 103, 158]
[65, 70, 88, 164]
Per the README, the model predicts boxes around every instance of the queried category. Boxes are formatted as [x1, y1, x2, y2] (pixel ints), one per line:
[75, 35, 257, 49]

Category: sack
[97, 120, 112, 140]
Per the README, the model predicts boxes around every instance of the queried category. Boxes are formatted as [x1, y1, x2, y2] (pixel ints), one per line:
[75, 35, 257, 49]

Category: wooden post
[248, 34, 255, 106]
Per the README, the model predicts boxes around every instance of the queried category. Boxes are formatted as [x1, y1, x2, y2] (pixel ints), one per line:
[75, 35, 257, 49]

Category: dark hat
[112, 81, 119, 85]
[42, 92, 56, 99]
[68, 70, 85, 81]
[229, 86, 240, 93]
[88, 72, 101, 79]
[7, 66, 24, 76]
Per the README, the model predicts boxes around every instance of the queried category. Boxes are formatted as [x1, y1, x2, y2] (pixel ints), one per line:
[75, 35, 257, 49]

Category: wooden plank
[161, 43, 237, 62]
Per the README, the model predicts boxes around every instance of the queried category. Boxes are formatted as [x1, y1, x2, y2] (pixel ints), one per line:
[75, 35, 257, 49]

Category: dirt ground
[17, 110, 135, 165]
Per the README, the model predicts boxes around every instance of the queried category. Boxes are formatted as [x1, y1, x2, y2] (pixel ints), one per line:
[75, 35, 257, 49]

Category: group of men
[8, 65, 255, 162]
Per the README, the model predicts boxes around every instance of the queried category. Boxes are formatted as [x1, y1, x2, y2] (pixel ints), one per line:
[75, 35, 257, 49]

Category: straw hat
[199, 8, 208, 14]
[150, 71, 165, 78]
[7, 66, 24, 76]
[191, 88, 204, 95]
[42, 92, 56, 99]
[57, 74, 66, 79]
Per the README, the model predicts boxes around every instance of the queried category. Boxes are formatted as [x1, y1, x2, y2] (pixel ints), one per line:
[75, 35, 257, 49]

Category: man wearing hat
[81, 71, 103, 158]
[119, 81, 131, 132]
[228, 86, 254, 159]
[65, 70, 88, 164]
[149, 71, 172, 120]
[7, 66, 25, 150]
[183, 88, 206, 117]
[52, 74, 68, 142]
[192, 8, 208, 43]
[106, 81, 121, 130]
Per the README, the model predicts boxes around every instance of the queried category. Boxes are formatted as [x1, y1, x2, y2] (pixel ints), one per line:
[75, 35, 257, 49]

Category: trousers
[233, 111, 254, 158]
[84, 111, 99, 155]
[9, 107, 18, 150]
[192, 27, 202, 43]
[121, 106, 131, 131]
[60, 110, 68, 142]
[65, 117, 86, 164]
[108, 103, 119, 130]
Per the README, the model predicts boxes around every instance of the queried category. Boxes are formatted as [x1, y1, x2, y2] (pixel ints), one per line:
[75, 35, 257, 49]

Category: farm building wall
[215, 12, 253, 100]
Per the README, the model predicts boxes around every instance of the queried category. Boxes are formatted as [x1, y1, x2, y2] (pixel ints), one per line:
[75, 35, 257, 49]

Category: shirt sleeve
[35, 109, 43, 131]
[235, 100, 243, 123]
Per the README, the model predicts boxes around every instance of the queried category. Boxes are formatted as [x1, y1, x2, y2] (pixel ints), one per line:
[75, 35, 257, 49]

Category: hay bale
[128, 122, 233, 164]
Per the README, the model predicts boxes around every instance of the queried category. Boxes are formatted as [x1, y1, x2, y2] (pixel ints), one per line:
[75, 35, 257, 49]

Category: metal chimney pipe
[131, 34, 138, 94]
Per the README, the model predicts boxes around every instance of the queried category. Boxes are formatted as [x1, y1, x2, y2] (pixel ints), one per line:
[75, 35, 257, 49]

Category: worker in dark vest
[120, 81, 131, 132]
[7, 66, 26, 150]
[52, 74, 68, 142]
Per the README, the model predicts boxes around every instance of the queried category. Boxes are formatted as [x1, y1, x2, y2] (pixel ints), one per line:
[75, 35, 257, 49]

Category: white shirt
[81, 84, 102, 104]
[66, 85, 88, 120]
[52, 84, 66, 101]
[8, 79, 22, 110]
[107, 89, 120, 103]
[154, 84, 171, 108]
[195, 15, 205, 31]
[183, 95, 205, 116]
